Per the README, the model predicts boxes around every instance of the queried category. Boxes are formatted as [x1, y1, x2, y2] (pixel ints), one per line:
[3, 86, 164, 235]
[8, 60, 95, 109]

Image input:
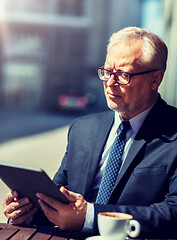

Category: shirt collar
[114, 103, 155, 135]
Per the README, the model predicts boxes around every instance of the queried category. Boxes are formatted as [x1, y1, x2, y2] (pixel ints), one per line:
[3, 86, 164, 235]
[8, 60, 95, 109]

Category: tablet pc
[0, 162, 69, 209]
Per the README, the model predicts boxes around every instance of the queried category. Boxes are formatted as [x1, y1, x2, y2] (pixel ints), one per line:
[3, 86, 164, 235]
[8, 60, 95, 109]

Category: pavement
[0, 107, 79, 143]
[0, 108, 79, 223]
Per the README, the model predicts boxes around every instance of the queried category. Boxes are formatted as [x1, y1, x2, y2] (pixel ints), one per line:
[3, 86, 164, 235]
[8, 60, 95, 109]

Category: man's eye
[121, 73, 129, 79]
[104, 71, 110, 77]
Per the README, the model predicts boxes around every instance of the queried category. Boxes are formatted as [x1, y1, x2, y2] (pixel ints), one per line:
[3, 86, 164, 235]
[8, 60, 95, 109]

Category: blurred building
[0, 0, 141, 111]
[159, 0, 177, 107]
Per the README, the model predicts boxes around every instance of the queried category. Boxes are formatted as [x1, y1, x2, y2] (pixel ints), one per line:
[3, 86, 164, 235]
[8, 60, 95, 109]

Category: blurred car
[57, 92, 88, 112]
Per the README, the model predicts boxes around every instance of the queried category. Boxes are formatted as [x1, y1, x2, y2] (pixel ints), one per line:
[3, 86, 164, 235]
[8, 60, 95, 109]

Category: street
[0, 108, 80, 143]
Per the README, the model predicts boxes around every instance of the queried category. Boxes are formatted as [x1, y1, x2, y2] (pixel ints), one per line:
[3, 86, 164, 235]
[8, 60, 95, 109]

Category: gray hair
[107, 27, 168, 72]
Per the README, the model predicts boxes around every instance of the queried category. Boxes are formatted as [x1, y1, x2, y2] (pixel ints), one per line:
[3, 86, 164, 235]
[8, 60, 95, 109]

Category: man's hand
[36, 186, 87, 231]
[3, 190, 38, 225]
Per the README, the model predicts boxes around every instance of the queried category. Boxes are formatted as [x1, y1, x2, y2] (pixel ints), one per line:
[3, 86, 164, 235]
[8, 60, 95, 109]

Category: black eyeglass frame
[96, 66, 160, 85]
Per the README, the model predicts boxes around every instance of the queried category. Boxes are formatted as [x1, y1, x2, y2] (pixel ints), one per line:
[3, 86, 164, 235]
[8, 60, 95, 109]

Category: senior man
[3, 27, 177, 238]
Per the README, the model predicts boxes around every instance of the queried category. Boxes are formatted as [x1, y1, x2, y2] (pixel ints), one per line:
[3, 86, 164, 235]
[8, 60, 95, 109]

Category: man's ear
[152, 70, 164, 90]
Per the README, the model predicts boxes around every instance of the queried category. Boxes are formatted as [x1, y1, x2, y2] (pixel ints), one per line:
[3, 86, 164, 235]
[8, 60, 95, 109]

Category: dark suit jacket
[52, 95, 177, 238]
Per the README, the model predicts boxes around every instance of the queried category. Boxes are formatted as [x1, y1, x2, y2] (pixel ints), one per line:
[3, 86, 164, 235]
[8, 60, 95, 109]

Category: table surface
[0, 223, 67, 240]
[1, 223, 177, 240]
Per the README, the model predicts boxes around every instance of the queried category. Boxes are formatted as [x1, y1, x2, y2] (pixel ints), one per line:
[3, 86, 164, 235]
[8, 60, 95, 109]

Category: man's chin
[107, 101, 125, 112]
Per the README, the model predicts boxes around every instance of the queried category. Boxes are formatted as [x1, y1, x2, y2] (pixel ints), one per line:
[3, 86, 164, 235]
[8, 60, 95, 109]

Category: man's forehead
[105, 42, 142, 70]
[108, 37, 142, 50]
[107, 39, 143, 54]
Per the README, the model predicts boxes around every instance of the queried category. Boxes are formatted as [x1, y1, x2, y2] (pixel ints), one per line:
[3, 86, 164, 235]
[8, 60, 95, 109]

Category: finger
[38, 199, 57, 220]
[60, 187, 78, 202]
[3, 192, 14, 207]
[10, 206, 38, 225]
[4, 197, 30, 216]
[38, 199, 56, 226]
[3, 190, 21, 207]
[12, 190, 20, 201]
[9, 202, 33, 220]
[36, 193, 62, 210]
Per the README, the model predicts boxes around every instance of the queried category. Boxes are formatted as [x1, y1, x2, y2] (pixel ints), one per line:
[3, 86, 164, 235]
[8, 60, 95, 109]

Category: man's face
[104, 41, 161, 120]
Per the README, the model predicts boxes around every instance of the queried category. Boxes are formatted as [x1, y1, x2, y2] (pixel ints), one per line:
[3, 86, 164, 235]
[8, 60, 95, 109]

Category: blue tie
[96, 121, 131, 204]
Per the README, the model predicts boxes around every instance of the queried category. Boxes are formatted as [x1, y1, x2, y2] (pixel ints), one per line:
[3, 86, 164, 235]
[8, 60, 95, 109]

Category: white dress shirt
[83, 105, 154, 232]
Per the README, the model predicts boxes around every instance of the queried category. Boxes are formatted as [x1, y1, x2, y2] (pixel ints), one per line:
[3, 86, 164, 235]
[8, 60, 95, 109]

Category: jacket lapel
[113, 138, 146, 189]
[84, 111, 114, 198]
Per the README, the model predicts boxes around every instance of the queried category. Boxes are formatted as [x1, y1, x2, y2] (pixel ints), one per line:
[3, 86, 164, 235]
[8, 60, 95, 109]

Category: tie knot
[117, 120, 131, 133]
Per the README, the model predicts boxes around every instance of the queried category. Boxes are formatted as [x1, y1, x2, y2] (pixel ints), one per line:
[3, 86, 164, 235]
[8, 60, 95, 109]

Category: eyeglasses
[96, 66, 159, 85]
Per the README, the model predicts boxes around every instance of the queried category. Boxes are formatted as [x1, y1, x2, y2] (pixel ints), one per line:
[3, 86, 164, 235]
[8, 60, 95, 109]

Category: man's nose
[106, 74, 117, 86]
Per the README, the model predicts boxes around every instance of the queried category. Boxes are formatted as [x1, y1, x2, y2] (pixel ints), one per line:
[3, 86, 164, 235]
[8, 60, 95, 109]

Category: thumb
[60, 186, 77, 202]
[12, 190, 20, 201]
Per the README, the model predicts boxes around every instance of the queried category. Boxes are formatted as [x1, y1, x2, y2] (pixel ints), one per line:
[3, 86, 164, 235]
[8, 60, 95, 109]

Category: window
[141, 0, 164, 37]
[2, 29, 48, 59]
[57, 0, 84, 16]
[1, 0, 51, 13]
